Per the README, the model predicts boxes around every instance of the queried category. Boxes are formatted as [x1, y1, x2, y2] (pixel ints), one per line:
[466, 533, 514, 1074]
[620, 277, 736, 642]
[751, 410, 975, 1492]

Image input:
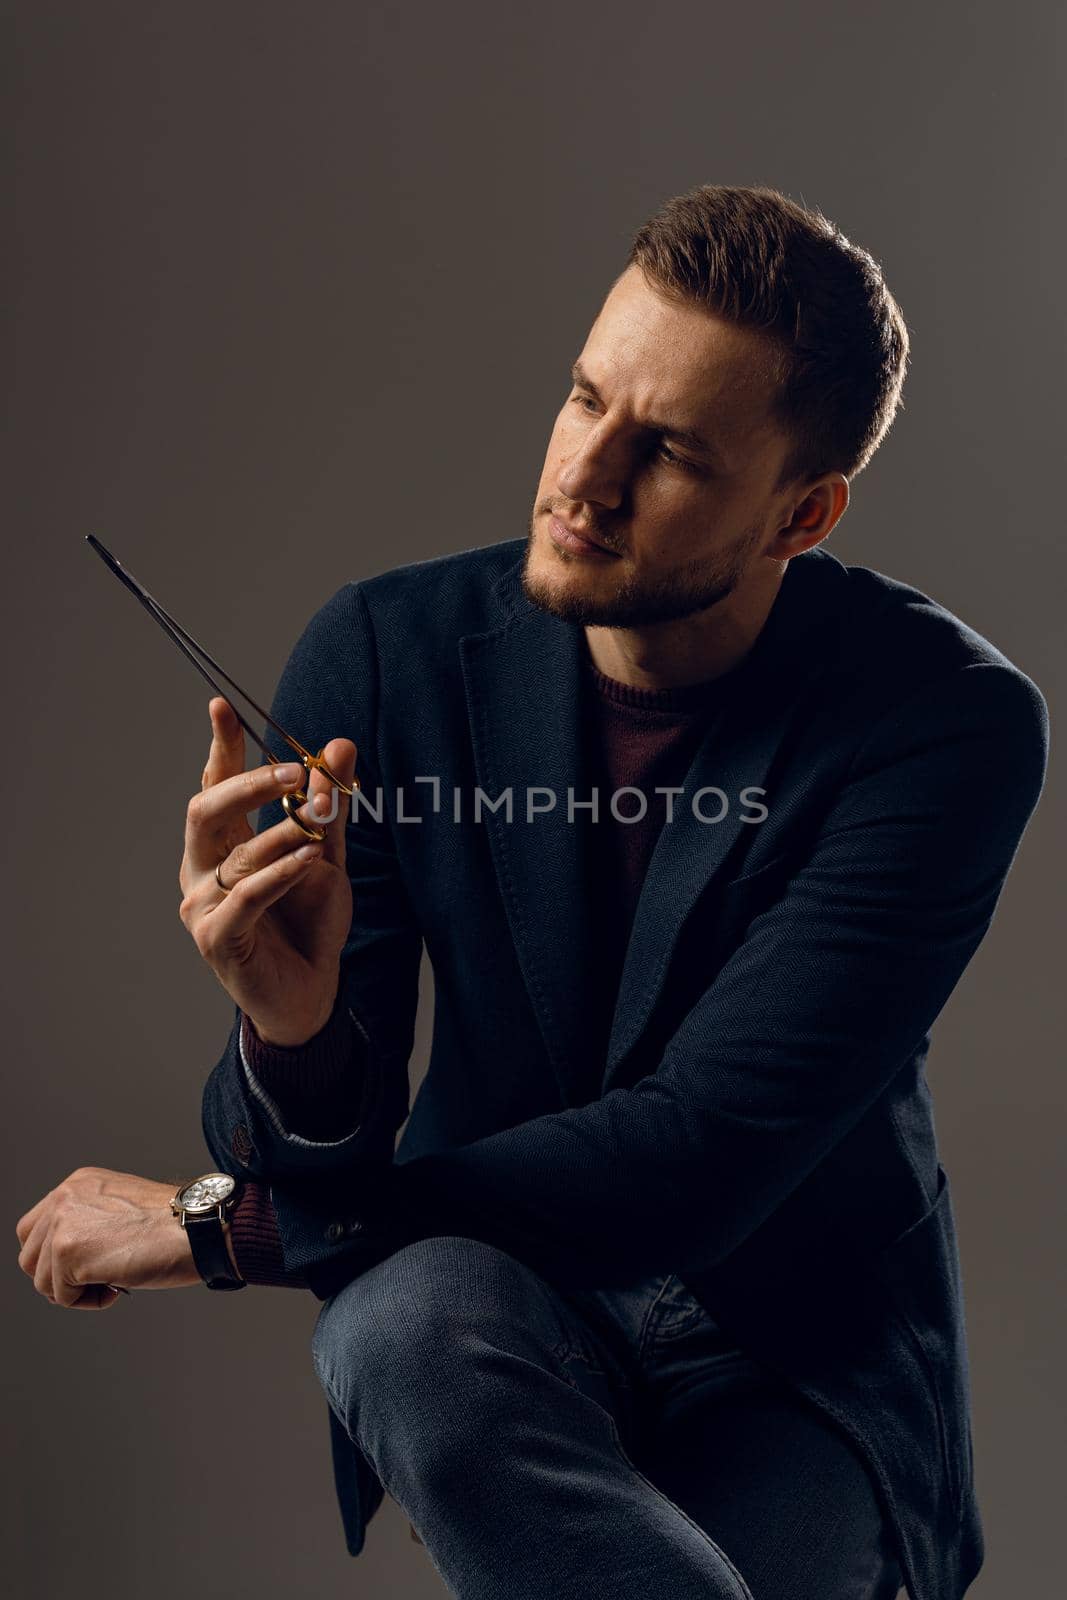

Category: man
[16, 185, 1048, 1600]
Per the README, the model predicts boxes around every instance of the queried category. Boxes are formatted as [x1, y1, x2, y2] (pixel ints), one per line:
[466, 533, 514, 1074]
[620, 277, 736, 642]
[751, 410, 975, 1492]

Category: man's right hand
[178, 696, 358, 1047]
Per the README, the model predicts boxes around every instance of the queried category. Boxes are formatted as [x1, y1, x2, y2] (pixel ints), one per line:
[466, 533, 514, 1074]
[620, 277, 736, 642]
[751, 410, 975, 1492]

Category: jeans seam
[314, 1356, 349, 1435]
[605, 1413, 755, 1600]
[637, 1275, 676, 1366]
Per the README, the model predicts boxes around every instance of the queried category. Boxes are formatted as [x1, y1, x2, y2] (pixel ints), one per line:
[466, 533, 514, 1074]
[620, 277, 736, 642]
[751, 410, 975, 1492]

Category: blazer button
[324, 1221, 346, 1243]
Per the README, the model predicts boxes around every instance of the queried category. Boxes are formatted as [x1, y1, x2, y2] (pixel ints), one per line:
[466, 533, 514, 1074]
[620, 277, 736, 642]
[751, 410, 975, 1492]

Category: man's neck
[583, 571, 785, 691]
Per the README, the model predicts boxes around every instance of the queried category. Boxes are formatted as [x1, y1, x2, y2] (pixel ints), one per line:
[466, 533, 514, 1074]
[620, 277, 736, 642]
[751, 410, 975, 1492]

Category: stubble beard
[520, 512, 765, 628]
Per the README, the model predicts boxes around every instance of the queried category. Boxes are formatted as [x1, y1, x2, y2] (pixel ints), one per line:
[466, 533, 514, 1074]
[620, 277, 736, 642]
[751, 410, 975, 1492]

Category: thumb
[71, 1283, 127, 1311]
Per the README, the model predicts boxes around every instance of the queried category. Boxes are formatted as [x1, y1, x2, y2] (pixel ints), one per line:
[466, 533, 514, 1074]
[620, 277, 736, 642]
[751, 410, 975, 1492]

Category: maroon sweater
[228, 654, 739, 1286]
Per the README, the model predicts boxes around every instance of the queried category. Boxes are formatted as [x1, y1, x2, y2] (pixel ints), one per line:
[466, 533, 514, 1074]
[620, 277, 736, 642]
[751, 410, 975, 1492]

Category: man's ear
[778, 474, 849, 554]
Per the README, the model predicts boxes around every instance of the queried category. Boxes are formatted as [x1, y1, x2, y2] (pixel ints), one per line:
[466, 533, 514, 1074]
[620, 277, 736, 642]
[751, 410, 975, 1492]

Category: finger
[202, 781, 336, 900]
[184, 761, 309, 877]
[18, 1211, 49, 1279]
[69, 1283, 124, 1311]
[199, 846, 324, 941]
[33, 1232, 57, 1304]
[55, 1251, 92, 1309]
[201, 697, 245, 790]
[48, 1218, 104, 1309]
[304, 738, 358, 868]
[16, 1195, 48, 1246]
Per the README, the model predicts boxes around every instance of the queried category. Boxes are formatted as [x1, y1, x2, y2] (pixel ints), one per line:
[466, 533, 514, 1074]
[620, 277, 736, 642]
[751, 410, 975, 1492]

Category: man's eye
[569, 395, 699, 472]
[656, 442, 700, 472]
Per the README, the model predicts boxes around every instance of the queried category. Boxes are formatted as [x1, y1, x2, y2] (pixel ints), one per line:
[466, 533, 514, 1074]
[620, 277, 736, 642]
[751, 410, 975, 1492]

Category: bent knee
[312, 1235, 539, 1390]
[313, 1234, 570, 1406]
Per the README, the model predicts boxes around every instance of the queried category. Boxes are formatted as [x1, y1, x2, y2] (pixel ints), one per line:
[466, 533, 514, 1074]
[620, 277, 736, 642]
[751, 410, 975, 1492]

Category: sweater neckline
[586, 656, 743, 715]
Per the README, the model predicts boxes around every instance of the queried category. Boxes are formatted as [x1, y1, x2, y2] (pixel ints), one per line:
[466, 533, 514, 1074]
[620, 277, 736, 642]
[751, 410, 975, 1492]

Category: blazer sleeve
[200, 582, 423, 1185]
[305, 660, 1049, 1293]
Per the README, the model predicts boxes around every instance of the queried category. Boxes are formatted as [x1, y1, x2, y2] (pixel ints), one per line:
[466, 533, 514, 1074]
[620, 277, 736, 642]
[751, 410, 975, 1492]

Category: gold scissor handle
[280, 790, 328, 841]
[279, 747, 362, 840]
[303, 747, 359, 796]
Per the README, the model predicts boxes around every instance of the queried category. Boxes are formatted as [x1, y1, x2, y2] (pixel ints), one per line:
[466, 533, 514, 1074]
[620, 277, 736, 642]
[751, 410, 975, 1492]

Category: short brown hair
[626, 184, 910, 490]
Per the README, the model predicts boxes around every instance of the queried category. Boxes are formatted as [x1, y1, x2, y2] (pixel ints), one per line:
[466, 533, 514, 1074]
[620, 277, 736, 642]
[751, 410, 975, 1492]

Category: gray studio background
[4, 3, 1062, 1596]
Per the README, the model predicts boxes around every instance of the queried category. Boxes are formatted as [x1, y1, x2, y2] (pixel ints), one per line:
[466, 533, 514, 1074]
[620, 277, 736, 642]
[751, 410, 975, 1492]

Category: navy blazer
[202, 539, 1048, 1600]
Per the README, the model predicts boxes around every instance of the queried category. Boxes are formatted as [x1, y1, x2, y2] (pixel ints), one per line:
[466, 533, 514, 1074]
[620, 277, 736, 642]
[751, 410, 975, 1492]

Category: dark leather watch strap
[186, 1209, 246, 1291]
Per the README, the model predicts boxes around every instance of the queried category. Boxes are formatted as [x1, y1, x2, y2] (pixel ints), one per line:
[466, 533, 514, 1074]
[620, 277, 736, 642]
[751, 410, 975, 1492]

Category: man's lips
[549, 515, 619, 555]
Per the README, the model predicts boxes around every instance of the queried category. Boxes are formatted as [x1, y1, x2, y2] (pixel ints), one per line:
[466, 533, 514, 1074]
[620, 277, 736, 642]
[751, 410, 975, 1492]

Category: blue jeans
[312, 1235, 904, 1600]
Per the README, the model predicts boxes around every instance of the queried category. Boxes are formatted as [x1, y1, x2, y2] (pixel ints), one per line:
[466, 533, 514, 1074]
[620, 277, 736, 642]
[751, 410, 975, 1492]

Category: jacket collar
[460, 544, 850, 1104]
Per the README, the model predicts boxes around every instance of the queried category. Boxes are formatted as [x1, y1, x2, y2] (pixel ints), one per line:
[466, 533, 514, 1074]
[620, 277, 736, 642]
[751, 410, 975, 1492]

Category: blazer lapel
[461, 546, 850, 1105]
[601, 684, 808, 1084]
[460, 588, 601, 1105]
[603, 547, 850, 1085]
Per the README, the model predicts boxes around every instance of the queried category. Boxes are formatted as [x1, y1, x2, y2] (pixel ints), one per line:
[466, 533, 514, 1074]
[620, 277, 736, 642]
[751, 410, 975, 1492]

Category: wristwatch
[170, 1172, 247, 1291]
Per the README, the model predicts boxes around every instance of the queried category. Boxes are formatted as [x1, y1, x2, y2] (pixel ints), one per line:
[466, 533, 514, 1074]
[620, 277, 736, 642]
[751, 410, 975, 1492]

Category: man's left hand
[15, 1167, 203, 1309]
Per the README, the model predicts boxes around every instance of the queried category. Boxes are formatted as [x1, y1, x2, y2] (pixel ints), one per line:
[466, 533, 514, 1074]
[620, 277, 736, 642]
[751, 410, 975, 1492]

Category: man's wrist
[246, 1001, 338, 1050]
[246, 972, 342, 1049]
[169, 1184, 247, 1287]
[167, 1209, 203, 1285]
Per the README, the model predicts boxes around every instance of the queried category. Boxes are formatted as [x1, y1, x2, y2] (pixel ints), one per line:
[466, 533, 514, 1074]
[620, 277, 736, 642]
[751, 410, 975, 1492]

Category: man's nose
[557, 425, 629, 510]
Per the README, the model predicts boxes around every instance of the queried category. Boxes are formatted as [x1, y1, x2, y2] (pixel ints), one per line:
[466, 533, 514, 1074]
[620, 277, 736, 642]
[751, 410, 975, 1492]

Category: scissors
[85, 534, 358, 838]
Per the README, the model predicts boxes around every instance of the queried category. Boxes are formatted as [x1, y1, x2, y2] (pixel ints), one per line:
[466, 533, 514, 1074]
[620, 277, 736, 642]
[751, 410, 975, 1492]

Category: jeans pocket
[643, 1274, 711, 1350]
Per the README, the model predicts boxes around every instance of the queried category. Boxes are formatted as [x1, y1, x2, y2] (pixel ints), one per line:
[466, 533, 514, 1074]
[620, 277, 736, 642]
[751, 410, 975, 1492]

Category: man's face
[522, 265, 805, 628]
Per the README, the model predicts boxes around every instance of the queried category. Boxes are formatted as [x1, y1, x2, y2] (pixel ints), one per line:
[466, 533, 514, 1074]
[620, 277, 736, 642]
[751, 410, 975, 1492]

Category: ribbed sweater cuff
[240, 994, 369, 1140]
[228, 1182, 308, 1289]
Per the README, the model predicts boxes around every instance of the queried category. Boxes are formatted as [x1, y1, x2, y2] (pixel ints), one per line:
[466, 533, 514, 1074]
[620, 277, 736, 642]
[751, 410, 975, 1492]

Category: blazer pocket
[878, 1165, 970, 1521]
[724, 848, 795, 891]
[713, 851, 795, 939]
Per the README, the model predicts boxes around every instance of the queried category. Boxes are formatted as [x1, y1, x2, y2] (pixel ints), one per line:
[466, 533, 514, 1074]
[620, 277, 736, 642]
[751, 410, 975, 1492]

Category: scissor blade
[84, 533, 305, 768]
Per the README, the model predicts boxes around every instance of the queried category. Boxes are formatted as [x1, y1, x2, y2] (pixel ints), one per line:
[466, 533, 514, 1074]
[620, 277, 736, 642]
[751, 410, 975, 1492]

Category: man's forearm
[220, 997, 376, 1286]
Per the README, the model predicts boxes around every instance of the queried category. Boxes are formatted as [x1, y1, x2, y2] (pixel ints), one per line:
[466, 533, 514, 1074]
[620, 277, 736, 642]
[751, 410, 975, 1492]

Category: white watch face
[180, 1173, 236, 1213]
